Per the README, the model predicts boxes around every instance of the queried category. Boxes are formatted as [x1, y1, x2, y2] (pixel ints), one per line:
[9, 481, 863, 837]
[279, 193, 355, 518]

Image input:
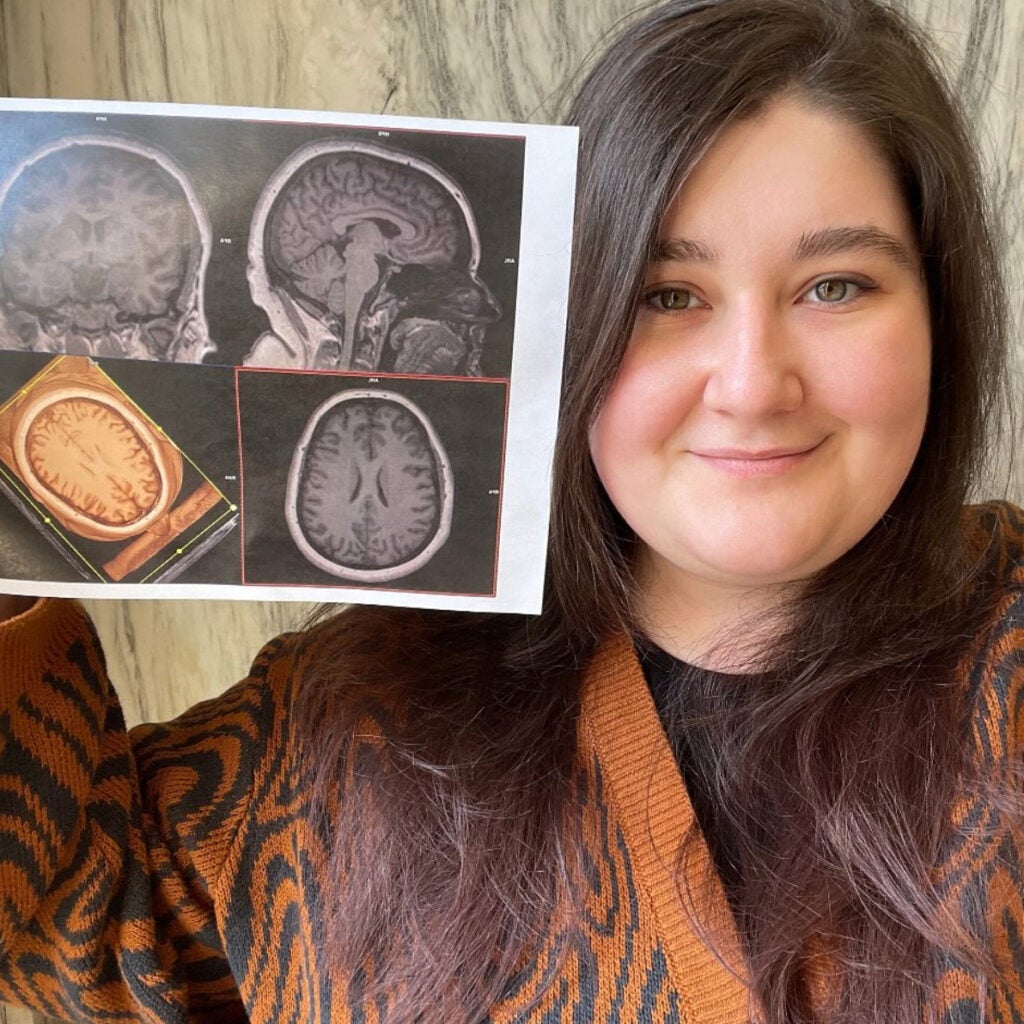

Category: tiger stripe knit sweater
[1, 502, 1023, 1023]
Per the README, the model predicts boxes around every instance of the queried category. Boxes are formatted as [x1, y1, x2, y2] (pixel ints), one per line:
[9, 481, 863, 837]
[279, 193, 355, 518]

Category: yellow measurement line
[89, 361, 232, 503]
[0, 354, 69, 416]
[0, 462, 107, 582]
[137, 504, 238, 583]
[0, 355, 238, 584]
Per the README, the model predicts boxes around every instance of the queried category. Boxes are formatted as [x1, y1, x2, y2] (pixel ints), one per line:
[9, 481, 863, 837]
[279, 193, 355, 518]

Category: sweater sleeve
[0, 598, 275, 1023]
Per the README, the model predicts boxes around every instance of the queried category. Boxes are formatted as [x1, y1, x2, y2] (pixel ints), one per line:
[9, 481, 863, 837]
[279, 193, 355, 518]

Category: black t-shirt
[636, 641, 744, 903]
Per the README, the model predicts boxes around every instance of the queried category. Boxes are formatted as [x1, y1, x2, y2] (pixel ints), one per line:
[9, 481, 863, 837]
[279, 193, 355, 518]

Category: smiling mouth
[690, 441, 824, 477]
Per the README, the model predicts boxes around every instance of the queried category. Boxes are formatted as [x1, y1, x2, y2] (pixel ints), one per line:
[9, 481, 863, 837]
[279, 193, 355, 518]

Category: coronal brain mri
[286, 389, 453, 582]
[0, 138, 211, 361]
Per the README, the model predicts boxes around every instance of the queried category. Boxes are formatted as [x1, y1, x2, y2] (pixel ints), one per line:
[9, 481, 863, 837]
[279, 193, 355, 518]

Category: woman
[0, 0, 1020, 1022]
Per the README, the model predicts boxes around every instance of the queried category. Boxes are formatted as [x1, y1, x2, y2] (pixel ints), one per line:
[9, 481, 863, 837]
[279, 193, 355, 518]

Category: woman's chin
[649, 531, 839, 595]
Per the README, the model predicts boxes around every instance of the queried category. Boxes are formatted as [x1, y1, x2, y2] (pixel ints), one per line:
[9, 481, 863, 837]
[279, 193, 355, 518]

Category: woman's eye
[646, 287, 697, 311]
[805, 277, 872, 305]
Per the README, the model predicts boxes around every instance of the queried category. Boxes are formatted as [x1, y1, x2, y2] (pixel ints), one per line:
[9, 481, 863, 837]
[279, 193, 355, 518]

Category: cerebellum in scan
[285, 389, 453, 582]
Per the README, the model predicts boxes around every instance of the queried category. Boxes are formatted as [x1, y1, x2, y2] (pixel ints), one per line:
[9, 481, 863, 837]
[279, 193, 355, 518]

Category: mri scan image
[15, 382, 184, 542]
[0, 355, 236, 583]
[245, 141, 502, 375]
[285, 388, 453, 582]
[0, 134, 214, 362]
[0, 105, 535, 604]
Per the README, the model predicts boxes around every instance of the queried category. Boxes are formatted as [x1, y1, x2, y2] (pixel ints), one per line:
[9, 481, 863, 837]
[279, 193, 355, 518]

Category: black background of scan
[0, 109, 525, 375]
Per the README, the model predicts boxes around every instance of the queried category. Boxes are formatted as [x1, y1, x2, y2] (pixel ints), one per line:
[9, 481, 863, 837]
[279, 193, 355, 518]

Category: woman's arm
[0, 599, 253, 1022]
[0, 595, 37, 622]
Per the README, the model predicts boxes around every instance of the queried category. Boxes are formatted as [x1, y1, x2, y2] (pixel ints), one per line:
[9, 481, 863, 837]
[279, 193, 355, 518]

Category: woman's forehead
[653, 96, 916, 260]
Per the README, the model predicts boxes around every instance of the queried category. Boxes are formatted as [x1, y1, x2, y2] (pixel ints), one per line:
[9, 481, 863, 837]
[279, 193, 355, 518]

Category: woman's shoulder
[964, 500, 1024, 584]
[129, 623, 304, 768]
[960, 501, 1024, 760]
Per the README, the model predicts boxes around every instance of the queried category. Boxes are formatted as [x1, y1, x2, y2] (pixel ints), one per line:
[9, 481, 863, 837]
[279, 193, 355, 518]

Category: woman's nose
[701, 303, 804, 418]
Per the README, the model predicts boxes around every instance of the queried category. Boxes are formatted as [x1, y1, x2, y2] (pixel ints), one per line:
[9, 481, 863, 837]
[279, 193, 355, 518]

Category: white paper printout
[0, 98, 578, 613]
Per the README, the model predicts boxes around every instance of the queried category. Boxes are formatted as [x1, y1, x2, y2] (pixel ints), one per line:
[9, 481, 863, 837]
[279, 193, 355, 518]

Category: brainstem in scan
[285, 389, 453, 582]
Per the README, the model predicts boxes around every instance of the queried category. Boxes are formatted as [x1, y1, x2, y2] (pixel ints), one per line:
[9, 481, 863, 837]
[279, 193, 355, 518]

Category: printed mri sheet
[0, 99, 578, 613]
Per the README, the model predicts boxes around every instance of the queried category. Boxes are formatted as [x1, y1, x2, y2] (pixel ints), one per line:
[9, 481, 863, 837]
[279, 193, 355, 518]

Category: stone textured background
[0, 1, 1021, 1020]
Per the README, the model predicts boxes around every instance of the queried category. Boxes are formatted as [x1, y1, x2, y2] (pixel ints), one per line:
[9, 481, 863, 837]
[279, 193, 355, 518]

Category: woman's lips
[690, 442, 823, 477]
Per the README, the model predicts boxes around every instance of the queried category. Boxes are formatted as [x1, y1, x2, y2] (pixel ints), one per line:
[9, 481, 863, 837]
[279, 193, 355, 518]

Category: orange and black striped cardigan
[1, 502, 1023, 1023]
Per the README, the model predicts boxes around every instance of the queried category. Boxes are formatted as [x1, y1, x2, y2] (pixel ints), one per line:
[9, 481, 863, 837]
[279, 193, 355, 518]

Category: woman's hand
[0, 595, 38, 622]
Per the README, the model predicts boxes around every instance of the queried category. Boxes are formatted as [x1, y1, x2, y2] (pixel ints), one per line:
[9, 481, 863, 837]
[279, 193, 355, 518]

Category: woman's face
[589, 96, 931, 652]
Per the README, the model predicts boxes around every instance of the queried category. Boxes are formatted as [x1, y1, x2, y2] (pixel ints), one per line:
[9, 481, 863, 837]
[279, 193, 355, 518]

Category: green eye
[649, 288, 694, 310]
[813, 279, 849, 303]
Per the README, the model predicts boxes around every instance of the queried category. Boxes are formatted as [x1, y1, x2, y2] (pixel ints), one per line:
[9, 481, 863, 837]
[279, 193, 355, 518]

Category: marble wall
[0, 1, 1021, 1022]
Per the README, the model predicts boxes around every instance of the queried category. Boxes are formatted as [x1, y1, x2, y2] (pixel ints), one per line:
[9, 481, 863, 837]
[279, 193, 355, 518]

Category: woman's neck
[636, 553, 798, 671]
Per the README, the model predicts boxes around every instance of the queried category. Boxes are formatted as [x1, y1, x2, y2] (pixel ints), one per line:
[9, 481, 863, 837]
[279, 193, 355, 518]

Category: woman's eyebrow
[793, 225, 916, 268]
[649, 226, 915, 268]
[649, 237, 719, 264]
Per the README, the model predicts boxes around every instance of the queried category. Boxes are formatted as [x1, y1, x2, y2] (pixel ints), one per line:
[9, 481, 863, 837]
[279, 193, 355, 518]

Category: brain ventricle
[287, 391, 452, 581]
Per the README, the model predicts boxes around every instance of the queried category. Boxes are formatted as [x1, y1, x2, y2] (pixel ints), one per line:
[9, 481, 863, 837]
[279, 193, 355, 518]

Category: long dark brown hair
[294, 1, 1012, 1020]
